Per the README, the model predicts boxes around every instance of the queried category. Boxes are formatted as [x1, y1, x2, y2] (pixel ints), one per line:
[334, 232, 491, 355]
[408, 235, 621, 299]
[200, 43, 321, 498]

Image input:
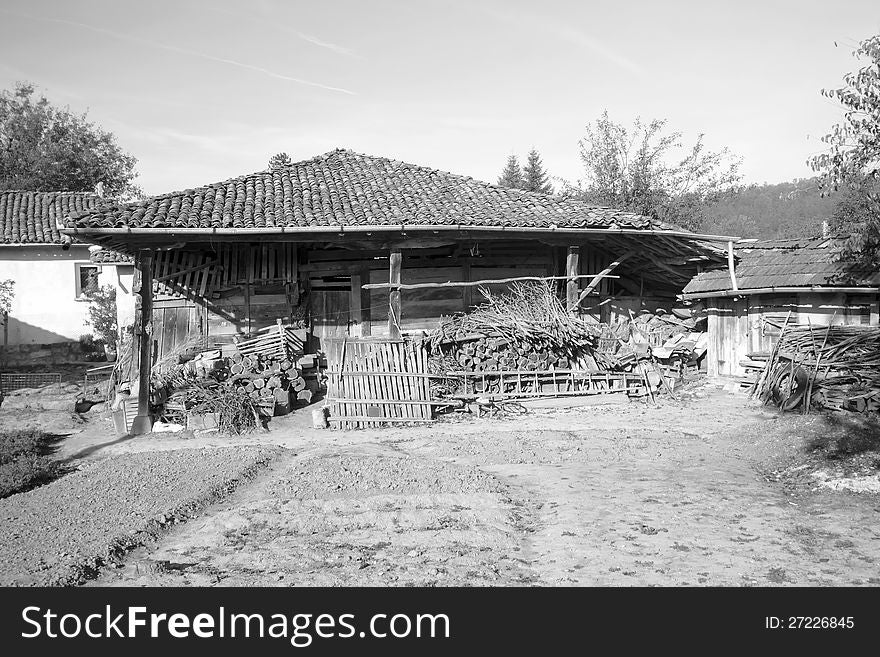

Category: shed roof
[65, 149, 668, 232]
[1, 190, 101, 245]
[682, 237, 880, 296]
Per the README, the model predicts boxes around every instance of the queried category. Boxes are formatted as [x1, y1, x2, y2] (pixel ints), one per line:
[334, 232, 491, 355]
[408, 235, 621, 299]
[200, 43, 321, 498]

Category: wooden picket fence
[324, 338, 434, 429]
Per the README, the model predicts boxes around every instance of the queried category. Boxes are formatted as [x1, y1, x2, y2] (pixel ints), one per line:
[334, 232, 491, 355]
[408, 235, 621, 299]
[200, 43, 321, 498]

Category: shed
[680, 237, 880, 377]
[60, 148, 735, 431]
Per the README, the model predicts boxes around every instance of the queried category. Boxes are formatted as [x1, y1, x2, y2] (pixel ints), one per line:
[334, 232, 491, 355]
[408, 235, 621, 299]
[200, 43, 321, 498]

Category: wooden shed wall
[705, 292, 880, 378]
[146, 239, 677, 358]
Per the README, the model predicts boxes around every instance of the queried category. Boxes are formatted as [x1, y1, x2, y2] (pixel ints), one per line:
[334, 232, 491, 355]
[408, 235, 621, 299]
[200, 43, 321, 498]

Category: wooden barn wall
[704, 292, 880, 379]
[146, 238, 697, 358]
[306, 240, 557, 338]
[706, 298, 749, 377]
[150, 297, 203, 369]
[151, 244, 300, 357]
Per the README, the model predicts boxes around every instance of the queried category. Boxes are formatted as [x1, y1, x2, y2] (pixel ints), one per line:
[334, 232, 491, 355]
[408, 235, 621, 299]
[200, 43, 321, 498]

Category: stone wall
[0, 341, 107, 367]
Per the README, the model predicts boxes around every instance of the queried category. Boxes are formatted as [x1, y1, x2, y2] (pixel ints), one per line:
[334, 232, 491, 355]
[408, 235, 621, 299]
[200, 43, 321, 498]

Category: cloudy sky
[1, 0, 878, 195]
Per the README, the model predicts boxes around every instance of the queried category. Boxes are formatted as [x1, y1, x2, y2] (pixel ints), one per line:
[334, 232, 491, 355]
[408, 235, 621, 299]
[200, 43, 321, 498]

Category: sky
[1, 0, 879, 196]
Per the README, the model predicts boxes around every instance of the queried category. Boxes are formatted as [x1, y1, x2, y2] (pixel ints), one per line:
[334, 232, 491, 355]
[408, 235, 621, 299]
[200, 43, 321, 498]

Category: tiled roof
[683, 237, 880, 294]
[66, 149, 665, 231]
[89, 247, 133, 264]
[1, 190, 102, 244]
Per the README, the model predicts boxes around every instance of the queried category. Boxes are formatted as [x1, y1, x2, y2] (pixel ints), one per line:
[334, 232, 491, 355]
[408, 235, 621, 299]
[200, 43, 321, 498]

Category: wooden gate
[324, 338, 433, 428]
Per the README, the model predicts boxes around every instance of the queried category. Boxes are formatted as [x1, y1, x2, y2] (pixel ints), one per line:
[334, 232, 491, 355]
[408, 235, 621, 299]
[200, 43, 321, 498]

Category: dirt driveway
[67, 384, 879, 587]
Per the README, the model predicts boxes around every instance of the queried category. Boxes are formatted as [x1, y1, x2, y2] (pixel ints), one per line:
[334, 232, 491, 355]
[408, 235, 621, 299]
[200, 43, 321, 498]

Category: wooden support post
[566, 246, 580, 312]
[131, 250, 154, 436]
[359, 267, 371, 336]
[350, 273, 363, 337]
[462, 261, 472, 311]
[727, 240, 739, 293]
[388, 248, 402, 338]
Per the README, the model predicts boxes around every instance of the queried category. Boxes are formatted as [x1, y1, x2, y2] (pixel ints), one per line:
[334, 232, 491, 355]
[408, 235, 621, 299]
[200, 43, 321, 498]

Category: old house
[59, 149, 735, 430]
[680, 237, 880, 378]
[0, 191, 134, 361]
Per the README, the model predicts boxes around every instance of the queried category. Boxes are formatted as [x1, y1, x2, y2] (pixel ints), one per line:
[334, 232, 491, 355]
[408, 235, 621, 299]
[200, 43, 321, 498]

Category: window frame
[74, 262, 102, 300]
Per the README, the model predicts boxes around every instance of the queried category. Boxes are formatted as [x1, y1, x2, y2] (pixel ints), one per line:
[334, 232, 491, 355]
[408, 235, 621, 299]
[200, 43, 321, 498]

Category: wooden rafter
[577, 250, 636, 304]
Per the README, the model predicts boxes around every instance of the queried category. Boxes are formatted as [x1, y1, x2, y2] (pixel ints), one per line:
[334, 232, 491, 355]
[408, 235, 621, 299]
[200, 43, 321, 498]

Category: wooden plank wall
[151, 298, 203, 369]
[706, 292, 880, 379]
[151, 244, 300, 356]
[706, 298, 749, 377]
[146, 239, 659, 358]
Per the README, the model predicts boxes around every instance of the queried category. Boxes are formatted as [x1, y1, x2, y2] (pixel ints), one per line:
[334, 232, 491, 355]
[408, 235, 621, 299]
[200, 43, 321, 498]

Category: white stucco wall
[0, 245, 133, 345]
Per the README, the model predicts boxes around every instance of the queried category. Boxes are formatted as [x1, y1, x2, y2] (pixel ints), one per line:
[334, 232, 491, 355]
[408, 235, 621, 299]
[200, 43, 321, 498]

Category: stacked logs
[450, 335, 575, 372]
[227, 351, 310, 415]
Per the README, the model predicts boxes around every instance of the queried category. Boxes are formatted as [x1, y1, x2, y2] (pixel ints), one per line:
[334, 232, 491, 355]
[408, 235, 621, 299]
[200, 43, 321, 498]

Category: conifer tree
[497, 155, 524, 189]
[522, 148, 553, 194]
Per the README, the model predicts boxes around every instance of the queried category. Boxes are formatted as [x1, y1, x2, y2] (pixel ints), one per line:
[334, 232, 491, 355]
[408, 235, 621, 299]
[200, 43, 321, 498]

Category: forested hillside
[701, 178, 834, 239]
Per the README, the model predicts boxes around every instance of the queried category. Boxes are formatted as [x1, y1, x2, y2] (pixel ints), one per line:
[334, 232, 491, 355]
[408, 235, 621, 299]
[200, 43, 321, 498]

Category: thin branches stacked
[758, 323, 880, 413]
[429, 281, 600, 355]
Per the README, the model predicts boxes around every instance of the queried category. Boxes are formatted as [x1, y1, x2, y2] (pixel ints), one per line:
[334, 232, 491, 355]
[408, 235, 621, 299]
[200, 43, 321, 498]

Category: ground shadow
[807, 412, 880, 461]
[60, 432, 139, 464]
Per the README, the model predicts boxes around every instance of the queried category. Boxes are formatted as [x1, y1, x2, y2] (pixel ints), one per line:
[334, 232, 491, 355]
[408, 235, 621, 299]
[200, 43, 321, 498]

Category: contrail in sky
[0, 8, 356, 95]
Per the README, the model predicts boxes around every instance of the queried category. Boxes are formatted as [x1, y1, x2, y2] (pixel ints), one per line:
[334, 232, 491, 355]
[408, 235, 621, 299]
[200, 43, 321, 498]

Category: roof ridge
[0, 189, 99, 197]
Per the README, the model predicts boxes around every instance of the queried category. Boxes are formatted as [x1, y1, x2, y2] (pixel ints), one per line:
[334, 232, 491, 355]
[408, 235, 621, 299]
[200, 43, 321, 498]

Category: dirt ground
[3, 381, 879, 586]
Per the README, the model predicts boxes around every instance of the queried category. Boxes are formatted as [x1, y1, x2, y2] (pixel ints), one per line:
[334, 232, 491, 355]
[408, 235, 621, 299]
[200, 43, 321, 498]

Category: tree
[85, 285, 117, 349]
[808, 35, 880, 270]
[702, 178, 835, 239]
[0, 82, 139, 198]
[569, 111, 741, 231]
[497, 155, 524, 189]
[268, 152, 292, 169]
[0, 279, 13, 321]
[522, 149, 553, 194]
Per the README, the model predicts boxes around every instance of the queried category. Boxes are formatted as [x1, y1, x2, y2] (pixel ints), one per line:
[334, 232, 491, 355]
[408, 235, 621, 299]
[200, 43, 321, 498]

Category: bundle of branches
[429, 281, 600, 355]
[184, 381, 260, 434]
[757, 323, 880, 413]
[151, 334, 206, 374]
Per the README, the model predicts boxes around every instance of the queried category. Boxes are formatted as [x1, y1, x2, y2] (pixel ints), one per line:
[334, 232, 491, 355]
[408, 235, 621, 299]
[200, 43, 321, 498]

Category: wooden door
[311, 288, 350, 351]
[151, 299, 202, 371]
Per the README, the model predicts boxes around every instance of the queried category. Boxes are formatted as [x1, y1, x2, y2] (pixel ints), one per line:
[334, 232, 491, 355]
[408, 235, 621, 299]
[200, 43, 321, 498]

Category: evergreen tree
[497, 155, 524, 189]
[522, 148, 553, 194]
[268, 152, 292, 169]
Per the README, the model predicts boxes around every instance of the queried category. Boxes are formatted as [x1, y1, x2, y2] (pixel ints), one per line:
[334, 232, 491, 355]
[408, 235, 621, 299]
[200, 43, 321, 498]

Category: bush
[85, 285, 117, 347]
[0, 429, 59, 498]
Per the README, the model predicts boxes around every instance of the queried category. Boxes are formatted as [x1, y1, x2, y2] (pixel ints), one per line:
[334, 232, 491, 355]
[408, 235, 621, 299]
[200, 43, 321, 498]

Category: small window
[75, 263, 100, 299]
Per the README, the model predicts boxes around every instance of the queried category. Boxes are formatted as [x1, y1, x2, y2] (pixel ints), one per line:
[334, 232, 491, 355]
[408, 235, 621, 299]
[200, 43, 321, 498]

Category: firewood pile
[425, 282, 691, 402]
[754, 322, 880, 414]
[429, 281, 601, 356]
[151, 323, 324, 431]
